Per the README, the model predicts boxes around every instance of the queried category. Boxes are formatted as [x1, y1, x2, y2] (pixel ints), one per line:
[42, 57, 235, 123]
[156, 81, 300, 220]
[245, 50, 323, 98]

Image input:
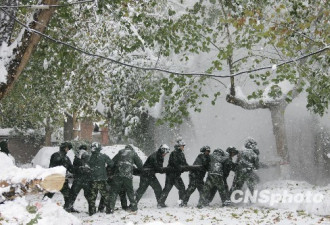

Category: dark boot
[89, 206, 96, 216]
[70, 208, 80, 213]
[106, 208, 114, 214]
[157, 203, 167, 208]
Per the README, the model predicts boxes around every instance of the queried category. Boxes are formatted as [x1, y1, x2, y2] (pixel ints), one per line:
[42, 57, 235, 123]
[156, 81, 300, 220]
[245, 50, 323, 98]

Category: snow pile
[0, 152, 66, 197]
[0, 197, 81, 225]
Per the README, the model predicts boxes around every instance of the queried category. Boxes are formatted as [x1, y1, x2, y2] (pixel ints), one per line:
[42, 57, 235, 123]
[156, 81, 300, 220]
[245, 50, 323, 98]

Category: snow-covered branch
[6, 10, 329, 80]
[226, 93, 269, 110]
[0, 0, 95, 9]
[0, 0, 59, 100]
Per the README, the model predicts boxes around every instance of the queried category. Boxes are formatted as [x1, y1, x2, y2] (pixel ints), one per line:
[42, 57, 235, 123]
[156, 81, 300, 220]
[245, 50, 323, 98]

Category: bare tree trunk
[0, 0, 59, 100]
[72, 112, 79, 139]
[269, 104, 289, 163]
[64, 113, 73, 141]
[44, 117, 53, 146]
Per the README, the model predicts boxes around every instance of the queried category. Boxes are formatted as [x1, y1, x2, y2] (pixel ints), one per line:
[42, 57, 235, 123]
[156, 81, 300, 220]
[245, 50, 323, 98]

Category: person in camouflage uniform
[109, 144, 143, 213]
[180, 145, 211, 207]
[197, 148, 231, 208]
[230, 138, 260, 194]
[206, 146, 238, 205]
[157, 139, 188, 208]
[43, 142, 74, 211]
[135, 144, 170, 204]
[66, 144, 91, 213]
[87, 142, 114, 215]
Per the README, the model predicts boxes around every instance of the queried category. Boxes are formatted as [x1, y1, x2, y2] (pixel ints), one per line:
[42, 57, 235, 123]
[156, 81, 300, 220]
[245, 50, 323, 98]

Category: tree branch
[226, 94, 269, 110]
[0, 0, 94, 9]
[0, 0, 59, 100]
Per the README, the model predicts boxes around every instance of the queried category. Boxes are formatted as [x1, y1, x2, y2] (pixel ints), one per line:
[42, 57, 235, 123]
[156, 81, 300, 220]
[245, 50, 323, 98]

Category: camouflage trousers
[182, 175, 204, 205]
[66, 178, 90, 210]
[158, 174, 185, 205]
[99, 180, 128, 211]
[206, 176, 229, 205]
[230, 170, 260, 194]
[88, 180, 110, 215]
[198, 174, 229, 207]
[44, 179, 71, 210]
[135, 175, 162, 203]
[109, 176, 137, 211]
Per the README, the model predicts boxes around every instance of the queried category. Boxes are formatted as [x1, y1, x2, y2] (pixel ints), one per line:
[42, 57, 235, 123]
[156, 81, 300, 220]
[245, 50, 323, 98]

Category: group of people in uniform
[44, 137, 260, 215]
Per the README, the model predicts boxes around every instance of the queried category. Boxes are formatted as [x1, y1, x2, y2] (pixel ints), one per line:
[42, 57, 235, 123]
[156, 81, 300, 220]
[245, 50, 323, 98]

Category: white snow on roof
[0, 128, 13, 136]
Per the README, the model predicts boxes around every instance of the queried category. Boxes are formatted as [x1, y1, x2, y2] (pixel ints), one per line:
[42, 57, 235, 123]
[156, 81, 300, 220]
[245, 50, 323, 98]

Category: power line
[1, 8, 329, 79]
[0, 0, 94, 9]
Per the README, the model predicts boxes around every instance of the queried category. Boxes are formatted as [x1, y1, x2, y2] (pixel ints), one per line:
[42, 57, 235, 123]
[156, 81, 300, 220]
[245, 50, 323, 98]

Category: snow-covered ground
[1, 178, 330, 225]
[1, 188, 329, 225]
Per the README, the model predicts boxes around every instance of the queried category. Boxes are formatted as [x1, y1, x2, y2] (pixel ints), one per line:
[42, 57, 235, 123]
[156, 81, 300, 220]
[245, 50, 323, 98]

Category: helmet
[125, 144, 134, 151]
[176, 139, 185, 146]
[79, 144, 88, 150]
[244, 138, 257, 149]
[159, 144, 170, 154]
[200, 145, 211, 153]
[91, 142, 102, 152]
[213, 148, 225, 156]
[60, 141, 73, 152]
[226, 146, 238, 155]
[78, 149, 87, 158]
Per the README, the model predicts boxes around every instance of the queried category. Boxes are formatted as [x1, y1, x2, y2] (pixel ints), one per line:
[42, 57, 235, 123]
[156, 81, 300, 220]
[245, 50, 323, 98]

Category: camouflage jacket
[88, 151, 113, 181]
[208, 151, 227, 176]
[112, 146, 143, 179]
[237, 148, 259, 172]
